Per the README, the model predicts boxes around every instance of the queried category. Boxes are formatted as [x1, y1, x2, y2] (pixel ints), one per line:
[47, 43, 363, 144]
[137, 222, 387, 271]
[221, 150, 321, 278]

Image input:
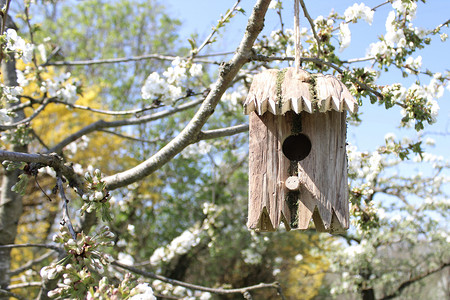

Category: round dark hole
[282, 134, 312, 161]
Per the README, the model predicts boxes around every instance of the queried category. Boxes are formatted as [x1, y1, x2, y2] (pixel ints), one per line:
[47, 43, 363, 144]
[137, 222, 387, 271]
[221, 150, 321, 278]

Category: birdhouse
[244, 67, 358, 233]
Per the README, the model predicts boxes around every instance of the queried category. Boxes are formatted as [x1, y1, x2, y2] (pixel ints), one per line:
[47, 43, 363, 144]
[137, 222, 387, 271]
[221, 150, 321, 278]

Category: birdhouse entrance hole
[282, 133, 311, 161]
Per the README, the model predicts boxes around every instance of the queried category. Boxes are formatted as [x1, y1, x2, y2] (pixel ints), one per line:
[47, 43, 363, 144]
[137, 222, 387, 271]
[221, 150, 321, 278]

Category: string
[294, 0, 301, 72]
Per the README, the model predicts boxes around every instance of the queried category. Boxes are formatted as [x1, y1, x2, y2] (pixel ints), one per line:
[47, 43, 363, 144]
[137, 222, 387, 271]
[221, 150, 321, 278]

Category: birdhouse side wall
[247, 111, 292, 231]
[297, 110, 349, 231]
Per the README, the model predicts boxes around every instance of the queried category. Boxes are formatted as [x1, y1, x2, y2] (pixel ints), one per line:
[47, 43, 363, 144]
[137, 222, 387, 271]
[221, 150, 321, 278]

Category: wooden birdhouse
[244, 67, 358, 233]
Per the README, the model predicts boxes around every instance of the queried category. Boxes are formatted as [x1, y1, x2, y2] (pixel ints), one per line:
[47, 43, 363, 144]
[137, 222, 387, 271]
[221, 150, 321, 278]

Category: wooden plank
[247, 112, 293, 231]
[297, 111, 349, 232]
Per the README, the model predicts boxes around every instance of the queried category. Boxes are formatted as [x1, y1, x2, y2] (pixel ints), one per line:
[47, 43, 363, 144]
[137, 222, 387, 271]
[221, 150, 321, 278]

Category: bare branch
[48, 98, 203, 154]
[112, 261, 282, 296]
[0, 98, 51, 131]
[50, 92, 204, 116]
[43, 52, 232, 67]
[8, 282, 42, 290]
[103, 0, 272, 190]
[0, 243, 62, 252]
[379, 262, 450, 300]
[9, 251, 56, 276]
[192, 0, 242, 57]
[56, 175, 77, 240]
[100, 129, 163, 144]
[197, 123, 248, 141]
[299, 0, 321, 57]
[0, 288, 25, 300]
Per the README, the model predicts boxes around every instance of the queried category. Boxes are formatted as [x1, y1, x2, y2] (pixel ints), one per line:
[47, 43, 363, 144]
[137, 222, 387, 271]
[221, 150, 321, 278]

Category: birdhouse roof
[244, 67, 358, 115]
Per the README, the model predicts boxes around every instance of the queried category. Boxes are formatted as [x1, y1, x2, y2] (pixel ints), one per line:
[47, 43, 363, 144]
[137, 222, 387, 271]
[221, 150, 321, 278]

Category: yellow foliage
[271, 233, 329, 300]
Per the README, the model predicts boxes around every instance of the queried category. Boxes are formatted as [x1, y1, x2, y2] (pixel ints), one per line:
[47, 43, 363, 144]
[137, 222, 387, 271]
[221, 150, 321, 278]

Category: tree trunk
[0, 38, 27, 297]
[361, 288, 376, 300]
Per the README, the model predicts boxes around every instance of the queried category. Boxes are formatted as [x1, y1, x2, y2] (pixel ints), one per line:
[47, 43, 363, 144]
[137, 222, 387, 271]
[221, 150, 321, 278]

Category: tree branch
[48, 98, 203, 154]
[0, 98, 51, 131]
[8, 282, 42, 290]
[42, 52, 232, 67]
[197, 123, 248, 141]
[112, 261, 282, 297]
[56, 175, 77, 240]
[299, 0, 321, 57]
[192, 0, 242, 57]
[49, 92, 204, 116]
[0, 244, 62, 252]
[102, 0, 272, 190]
[0, 288, 25, 300]
[379, 262, 450, 300]
[9, 251, 56, 276]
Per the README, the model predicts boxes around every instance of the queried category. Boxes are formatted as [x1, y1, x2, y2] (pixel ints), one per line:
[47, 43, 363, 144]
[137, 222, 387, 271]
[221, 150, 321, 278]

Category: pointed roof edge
[243, 67, 359, 116]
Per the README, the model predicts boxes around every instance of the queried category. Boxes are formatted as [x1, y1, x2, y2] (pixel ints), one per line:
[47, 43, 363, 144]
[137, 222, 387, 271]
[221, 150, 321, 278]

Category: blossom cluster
[3, 29, 34, 64]
[81, 169, 112, 221]
[86, 276, 156, 300]
[149, 203, 219, 267]
[141, 57, 203, 105]
[41, 225, 115, 298]
[40, 72, 80, 104]
[150, 228, 202, 266]
[151, 280, 212, 300]
[344, 3, 374, 25]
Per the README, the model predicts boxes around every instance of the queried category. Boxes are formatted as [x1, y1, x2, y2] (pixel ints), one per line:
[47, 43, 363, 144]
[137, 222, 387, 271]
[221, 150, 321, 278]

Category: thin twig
[9, 250, 57, 276]
[100, 129, 163, 144]
[43, 52, 231, 67]
[0, 243, 62, 251]
[8, 282, 42, 290]
[379, 262, 450, 300]
[0, 288, 25, 300]
[50, 92, 204, 116]
[48, 98, 203, 154]
[112, 261, 282, 296]
[0, 98, 51, 131]
[0, 0, 11, 35]
[197, 123, 249, 141]
[192, 0, 242, 57]
[299, 0, 321, 58]
[57, 175, 77, 240]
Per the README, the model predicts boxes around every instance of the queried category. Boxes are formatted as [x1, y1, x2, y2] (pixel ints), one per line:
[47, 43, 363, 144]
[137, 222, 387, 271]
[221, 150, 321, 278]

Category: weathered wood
[247, 111, 291, 231]
[245, 67, 354, 233]
[296, 111, 349, 232]
[247, 110, 349, 233]
[244, 67, 358, 115]
[285, 176, 301, 191]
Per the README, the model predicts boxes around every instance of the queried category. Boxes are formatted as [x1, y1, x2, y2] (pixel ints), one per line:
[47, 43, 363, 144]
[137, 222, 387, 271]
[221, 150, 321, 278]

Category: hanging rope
[294, 0, 301, 72]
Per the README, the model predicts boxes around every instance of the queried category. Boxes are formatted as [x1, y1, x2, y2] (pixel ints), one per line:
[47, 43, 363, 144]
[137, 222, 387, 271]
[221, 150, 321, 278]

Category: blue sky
[164, 0, 449, 158]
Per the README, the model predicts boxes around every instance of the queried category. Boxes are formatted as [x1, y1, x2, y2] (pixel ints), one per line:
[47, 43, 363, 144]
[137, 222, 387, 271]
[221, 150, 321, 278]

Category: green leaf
[11, 174, 30, 195]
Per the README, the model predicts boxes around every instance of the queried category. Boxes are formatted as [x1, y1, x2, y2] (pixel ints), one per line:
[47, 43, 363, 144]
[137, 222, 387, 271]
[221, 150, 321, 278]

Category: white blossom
[268, 0, 278, 10]
[118, 252, 134, 265]
[37, 44, 47, 62]
[294, 254, 303, 261]
[40, 266, 58, 280]
[141, 72, 168, 100]
[242, 248, 261, 265]
[130, 283, 156, 300]
[344, 3, 374, 25]
[392, 0, 417, 20]
[16, 69, 29, 87]
[404, 55, 422, 73]
[5, 29, 35, 64]
[0, 109, 11, 125]
[189, 63, 203, 77]
[163, 57, 187, 84]
[339, 22, 351, 51]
